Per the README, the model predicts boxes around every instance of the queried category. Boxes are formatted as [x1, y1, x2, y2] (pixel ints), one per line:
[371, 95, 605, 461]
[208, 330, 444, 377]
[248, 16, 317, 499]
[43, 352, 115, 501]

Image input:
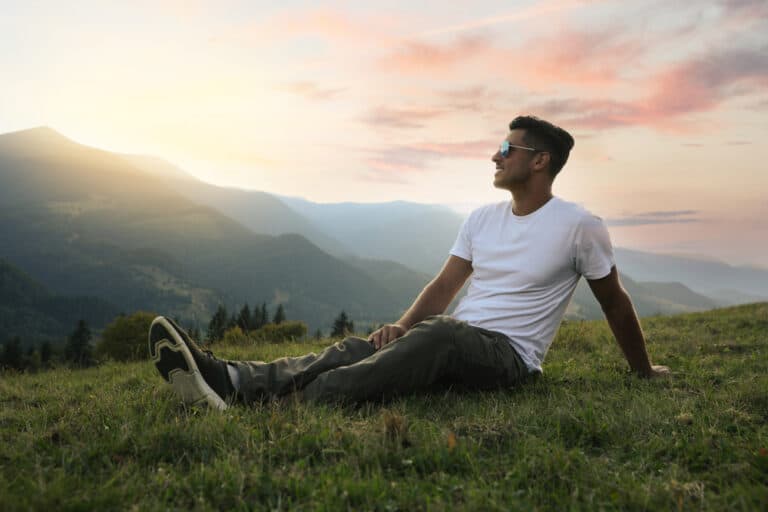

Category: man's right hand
[368, 323, 407, 350]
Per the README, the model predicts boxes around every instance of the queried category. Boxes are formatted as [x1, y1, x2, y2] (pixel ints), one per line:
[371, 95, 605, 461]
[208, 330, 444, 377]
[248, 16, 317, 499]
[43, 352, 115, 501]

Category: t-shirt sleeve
[574, 215, 615, 280]
[449, 212, 473, 261]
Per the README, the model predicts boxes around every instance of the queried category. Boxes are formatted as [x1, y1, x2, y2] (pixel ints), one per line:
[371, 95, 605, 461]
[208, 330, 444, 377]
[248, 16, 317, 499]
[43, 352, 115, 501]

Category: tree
[273, 304, 286, 324]
[331, 311, 354, 337]
[95, 311, 156, 361]
[227, 313, 238, 331]
[254, 303, 268, 329]
[64, 319, 94, 367]
[207, 305, 228, 343]
[1, 337, 23, 371]
[314, 328, 323, 340]
[237, 303, 252, 332]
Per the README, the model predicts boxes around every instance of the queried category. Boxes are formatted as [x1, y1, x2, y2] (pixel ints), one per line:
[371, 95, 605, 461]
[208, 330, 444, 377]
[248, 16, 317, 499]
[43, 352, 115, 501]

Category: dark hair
[509, 115, 574, 178]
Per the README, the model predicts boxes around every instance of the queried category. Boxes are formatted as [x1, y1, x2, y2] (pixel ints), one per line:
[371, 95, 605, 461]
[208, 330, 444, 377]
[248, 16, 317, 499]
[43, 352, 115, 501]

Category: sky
[1, 0, 767, 266]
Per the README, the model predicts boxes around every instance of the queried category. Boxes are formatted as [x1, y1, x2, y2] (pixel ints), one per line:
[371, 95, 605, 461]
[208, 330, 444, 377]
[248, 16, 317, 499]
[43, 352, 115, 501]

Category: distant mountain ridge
[614, 248, 768, 302]
[0, 127, 432, 333]
[2, 125, 761, 339]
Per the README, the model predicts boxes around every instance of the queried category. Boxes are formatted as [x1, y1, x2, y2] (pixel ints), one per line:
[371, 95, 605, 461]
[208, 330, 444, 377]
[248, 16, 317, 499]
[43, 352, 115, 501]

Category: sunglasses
[499, 140, 539, 158]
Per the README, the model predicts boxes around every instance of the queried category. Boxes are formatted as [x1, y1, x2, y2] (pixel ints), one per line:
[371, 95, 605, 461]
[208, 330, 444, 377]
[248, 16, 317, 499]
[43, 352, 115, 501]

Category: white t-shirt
[449, 197, 614, 372]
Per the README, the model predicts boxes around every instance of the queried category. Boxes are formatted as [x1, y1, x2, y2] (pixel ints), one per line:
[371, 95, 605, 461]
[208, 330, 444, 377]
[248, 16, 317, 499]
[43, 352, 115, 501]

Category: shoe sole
[148, 316, 228, 410]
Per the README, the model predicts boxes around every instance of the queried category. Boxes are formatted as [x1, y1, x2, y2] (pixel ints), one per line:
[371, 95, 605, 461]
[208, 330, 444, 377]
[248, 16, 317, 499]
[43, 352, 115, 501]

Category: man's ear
[534, 151, 551, 171]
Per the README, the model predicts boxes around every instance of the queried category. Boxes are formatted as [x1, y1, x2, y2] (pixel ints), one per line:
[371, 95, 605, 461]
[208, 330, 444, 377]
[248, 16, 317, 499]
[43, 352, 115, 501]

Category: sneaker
[148, 316, 235, 410]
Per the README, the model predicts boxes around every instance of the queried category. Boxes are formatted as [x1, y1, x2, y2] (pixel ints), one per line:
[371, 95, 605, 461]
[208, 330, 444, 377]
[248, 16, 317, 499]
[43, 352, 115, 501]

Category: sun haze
[1, 0, 766, 266]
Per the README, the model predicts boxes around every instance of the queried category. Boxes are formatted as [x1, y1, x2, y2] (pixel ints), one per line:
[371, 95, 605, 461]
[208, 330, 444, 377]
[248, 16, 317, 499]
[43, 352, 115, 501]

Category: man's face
[491, 129, 537, 190]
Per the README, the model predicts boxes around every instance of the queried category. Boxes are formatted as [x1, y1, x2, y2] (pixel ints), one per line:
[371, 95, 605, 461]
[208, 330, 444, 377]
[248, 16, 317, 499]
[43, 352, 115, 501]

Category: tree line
[1, 303, 360, 373]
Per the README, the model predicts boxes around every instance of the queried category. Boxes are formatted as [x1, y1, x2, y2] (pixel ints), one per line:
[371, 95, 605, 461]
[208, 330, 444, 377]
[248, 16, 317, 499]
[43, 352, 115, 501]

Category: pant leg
[229, 336, 375, 403]
[301, 315, 530, 403]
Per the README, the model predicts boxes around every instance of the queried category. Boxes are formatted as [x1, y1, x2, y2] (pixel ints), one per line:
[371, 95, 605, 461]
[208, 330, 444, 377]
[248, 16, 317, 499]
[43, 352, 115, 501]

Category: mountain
[0, 127, 430, 332]
[568, 273, 720, 319]
[122, 155, 349, 257]
[126, 154, 465, 275]
[614, 248, 768, 301]
[278, 196, 465, 275]
[0, 258, 120, 346]
[0, 126, 742, 334]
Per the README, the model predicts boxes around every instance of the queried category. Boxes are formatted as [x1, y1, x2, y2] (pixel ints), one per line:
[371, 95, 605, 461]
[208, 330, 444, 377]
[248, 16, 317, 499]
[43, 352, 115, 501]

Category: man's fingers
[368, 324, 406, 350]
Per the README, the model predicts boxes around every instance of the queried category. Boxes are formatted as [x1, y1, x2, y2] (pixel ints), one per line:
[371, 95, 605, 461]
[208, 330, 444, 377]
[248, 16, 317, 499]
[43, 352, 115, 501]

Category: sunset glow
[1, 0, 766, 265]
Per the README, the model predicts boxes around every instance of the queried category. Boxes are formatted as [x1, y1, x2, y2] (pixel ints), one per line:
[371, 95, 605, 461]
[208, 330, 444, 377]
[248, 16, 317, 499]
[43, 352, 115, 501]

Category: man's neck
[510, 188, 554, 216]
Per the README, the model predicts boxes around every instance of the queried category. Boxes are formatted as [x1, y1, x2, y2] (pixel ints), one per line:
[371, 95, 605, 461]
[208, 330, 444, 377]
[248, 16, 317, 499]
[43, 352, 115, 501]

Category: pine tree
[256, 303, 268, 329]
[64, 319, 93, 367]
[227, 313, 238, 331]
[207, 305, 228, 343]
[314, 328, 322, 340]
[331, 311, 354, 337]
[237, 303, 252, 332]
[273, 304, 286, 324]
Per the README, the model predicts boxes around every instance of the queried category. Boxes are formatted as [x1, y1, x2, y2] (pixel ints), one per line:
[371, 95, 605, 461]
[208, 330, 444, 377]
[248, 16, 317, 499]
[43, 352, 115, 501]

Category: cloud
[416, 0, 611, 38]
[378, 26, 644, 90]
[361, 107, 447, 130]
[508, 29, 646, 89]
[363, 138, 497, 179]
[607, 210, 702, 226]
[519, 45, 768, 131]
[378, 35, 492, 75]
[437, 86, 503, 112]
[646, 46, 768, 117]
[719, 0, 768, 27]
[276, 81, 345, 101]
[407, 140, 497, 159]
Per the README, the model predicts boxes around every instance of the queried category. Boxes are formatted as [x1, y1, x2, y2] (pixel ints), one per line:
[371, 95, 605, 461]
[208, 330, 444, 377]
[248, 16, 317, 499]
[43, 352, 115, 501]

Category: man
[149, 115, 670, 410]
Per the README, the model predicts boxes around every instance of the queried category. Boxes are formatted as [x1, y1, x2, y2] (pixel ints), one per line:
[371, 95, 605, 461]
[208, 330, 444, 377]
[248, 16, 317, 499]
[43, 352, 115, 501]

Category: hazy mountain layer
[614, 248, 768, 301]
[0, 127, 430, 332]
[1, 126, 747, 338]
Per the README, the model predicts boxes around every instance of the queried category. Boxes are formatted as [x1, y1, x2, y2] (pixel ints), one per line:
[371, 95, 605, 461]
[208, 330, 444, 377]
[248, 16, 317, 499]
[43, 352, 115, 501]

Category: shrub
[95, 312, 156, 361]
[253, 321, 308, 343]
[222, 326, 251, 346]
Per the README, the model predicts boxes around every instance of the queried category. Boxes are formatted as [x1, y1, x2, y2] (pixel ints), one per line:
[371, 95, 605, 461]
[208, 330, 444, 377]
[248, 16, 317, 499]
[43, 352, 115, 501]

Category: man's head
[506, 115, 574, 179]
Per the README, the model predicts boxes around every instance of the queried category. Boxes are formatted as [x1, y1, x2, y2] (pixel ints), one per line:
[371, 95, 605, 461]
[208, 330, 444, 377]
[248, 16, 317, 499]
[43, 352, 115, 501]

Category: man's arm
[587, 266, 670, 378]
[368, 255, 473, 349]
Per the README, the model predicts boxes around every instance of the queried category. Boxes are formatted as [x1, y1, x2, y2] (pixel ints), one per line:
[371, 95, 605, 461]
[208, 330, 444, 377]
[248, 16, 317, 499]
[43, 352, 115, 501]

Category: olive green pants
[230, 315, 531, 404]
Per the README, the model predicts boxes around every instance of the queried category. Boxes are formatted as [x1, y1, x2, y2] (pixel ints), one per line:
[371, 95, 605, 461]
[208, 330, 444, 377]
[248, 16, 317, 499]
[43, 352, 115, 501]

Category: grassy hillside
[1, 303, 766, 510]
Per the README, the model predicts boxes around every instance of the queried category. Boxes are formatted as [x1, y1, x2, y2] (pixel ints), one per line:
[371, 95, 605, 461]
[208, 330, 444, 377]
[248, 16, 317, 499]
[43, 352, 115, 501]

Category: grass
[1, 303, 767, 511]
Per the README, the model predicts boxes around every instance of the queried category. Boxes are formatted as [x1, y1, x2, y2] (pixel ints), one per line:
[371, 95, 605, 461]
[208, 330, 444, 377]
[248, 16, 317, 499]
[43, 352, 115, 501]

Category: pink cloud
[513, 30, 645, 89]
[379, 36, 492, 74]
[377, 27, 644, 90]
[408, 140, 497, 159]
[363, 138, 497, 179]
[520, 45, 768, 132]
[276, 81, 345, 101]
[645, 47, 768, 115]
[361, 107, 447, 130]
